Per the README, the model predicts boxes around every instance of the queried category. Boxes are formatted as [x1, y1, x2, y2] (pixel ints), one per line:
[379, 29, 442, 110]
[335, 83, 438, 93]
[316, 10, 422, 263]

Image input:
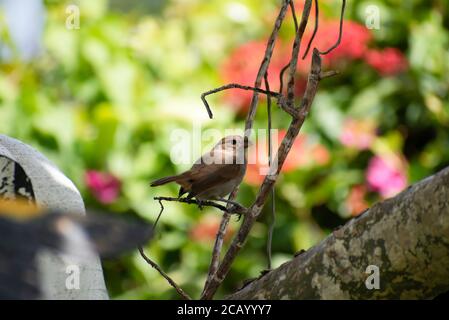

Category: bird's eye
[232, 139, 237, 145]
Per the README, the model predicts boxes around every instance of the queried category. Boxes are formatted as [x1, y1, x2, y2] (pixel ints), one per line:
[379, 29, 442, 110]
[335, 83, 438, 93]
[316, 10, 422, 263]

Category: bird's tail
[150, 175, 180, 187]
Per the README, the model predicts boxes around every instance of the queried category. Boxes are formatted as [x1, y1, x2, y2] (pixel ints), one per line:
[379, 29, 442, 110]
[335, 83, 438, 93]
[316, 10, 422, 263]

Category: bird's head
[217, 135, 252, 152]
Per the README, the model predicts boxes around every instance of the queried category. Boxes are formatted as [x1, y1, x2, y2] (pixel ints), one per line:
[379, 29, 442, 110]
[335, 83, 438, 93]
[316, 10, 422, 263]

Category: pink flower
[366, 156, 407, 198]
[340, 118, 377, 150]
[365, 48, 408, 76]
[85, 170, 121, 204]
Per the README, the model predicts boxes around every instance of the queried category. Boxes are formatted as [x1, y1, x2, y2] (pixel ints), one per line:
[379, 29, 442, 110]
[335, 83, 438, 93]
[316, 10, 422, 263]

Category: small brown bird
[150, 135, 250, 201]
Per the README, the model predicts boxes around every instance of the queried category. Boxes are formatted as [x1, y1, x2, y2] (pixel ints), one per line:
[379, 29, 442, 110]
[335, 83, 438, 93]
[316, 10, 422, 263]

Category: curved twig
[302, 0, 319, 59]
[201, 83, 282, 119]
[152, 200, 164, 232]
[138, 246, 191, 300]
[317, 0, 346, 55]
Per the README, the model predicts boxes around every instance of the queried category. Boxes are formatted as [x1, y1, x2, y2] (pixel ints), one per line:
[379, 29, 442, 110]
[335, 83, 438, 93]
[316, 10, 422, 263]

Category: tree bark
[228, 166, 449, 300]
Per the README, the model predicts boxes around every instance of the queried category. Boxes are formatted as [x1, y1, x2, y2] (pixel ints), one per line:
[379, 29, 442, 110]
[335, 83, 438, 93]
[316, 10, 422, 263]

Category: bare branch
[202, 212, 231, 294]
[286, 0, 313, 105]
[279, 0, 299, 94]
[198, 0, 346, 300]
[154, 196, 248, 216]
[200, 0, 292, 300]
[244, 0, 291, 132]
[201, 1, 328, 300]
[138, 246, 191, 300]
[264, 73, 276, 270]
[320, 70, 339, 79]
[201, 84, 282, 119]
[202, 188, 239, 296]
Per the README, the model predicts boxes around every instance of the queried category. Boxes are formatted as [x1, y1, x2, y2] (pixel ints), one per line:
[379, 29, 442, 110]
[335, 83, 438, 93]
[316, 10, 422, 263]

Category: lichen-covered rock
[229, 167, 449, 300]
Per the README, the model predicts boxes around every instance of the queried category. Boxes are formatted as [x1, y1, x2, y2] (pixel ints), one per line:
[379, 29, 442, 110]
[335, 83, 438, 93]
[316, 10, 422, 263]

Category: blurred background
[0, 0, 448, 299]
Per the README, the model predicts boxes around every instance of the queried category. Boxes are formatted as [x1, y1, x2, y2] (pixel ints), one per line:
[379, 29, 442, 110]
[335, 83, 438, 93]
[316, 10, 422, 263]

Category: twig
[302, 0, 319, 59]
[202, 187, 240, 296]
[317, 0, 346, 55]
[286, 0, 313, 105]
[244, 0, 291, 133]
[320, 70, 340, 79]
[153, 196, 248, 216]
[200, 0, 292, 301]
[202, 202, 234, 295]
[202, 49, 322, 301]
[202, 212, 231, 293]
[202, 0, 301, 299]
[279, 0, 298, 94]
[289, 0, 299, 30]
[152, 199, 164, 232]
[201, 83, 282, 119]
[264, 73, 275, 270]
[138, 246, 191, 300]
[139, 199, 191, 299]
[201, 0, 345, 300]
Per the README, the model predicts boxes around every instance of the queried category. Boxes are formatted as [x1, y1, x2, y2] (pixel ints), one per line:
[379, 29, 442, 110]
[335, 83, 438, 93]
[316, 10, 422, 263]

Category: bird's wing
[179, 162, 242, 197]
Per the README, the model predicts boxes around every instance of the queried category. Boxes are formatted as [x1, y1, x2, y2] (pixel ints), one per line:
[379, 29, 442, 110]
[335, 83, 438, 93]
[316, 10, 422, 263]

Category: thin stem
[151, 200, 164, 232]
[279, 0, 299, 94]
[202, 84, 282, 119]
[302, 0, 319, 59]
[202, 213, 231, 291]
[289, 0, 299, 31]
[138, 246, 191, 300]
[317, 0, 346, 55]
[264, 73, 275, 270]
[202, 188, 238, 297]
[286, 0, 313, 105]
[244, 0, 291, 132]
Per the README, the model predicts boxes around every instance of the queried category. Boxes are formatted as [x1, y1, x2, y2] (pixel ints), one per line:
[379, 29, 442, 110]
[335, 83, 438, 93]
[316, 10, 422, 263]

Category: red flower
[300, 20, 372, 72]
[345, 185, 369, 217]
[220, 41, 290, 112]
[245, 130, 330, 186]
[365, 48, 408, 76]
[189, 215, 234, 243]
[85, 170, 121, 204]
